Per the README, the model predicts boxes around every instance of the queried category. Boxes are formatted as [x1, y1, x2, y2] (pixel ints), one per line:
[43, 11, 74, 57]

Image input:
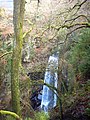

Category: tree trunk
[11, 0, 25, 116]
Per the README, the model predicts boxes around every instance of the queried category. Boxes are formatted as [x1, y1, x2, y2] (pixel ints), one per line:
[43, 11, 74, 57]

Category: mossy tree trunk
[11, 0, 25, 116]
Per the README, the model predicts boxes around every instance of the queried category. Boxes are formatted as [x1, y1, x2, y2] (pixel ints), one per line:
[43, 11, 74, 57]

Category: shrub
[69, 28, 90, 79]
[35, 111, 49, 120]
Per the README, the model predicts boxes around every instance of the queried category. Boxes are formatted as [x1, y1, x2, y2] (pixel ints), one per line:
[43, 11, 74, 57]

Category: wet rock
[27, 71, 44, 80]
[30, 87, 42, 110]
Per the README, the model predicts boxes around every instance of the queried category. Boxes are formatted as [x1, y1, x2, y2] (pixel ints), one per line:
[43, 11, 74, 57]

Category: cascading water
[41, 53, 58, 113]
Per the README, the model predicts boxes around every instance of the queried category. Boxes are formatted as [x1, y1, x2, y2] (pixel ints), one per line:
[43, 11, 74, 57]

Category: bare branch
[57, 0, 87, 16]
[0, 51, 12, 59]
[23, 28, 33, 38]
[33, 26, 49, 39]
[65, 25, 87, 41]
[72, 0, 87, 10]
[52, 22, 90, 31]
[65, 15, 90, 23]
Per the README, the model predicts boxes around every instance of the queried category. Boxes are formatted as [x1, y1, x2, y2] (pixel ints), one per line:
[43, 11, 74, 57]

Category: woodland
[0, 0, 90, 120]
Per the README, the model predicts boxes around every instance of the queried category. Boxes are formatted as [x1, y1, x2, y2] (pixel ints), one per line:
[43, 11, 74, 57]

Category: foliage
[0, 0, 90, 119]
[69, 28, 90, 79]
[6, 116, 16, 120]
[0, 8, 5, 17]
[85, 107, 90, 116]
[0, 36, 13, 91]
[35, 112, 49, 120]
[24, 112, 49, 120]
[24, 118, 32, 120]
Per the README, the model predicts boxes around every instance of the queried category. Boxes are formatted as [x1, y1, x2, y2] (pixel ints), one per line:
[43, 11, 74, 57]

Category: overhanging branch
[0, 110, 22, 120]
[65, 15, 90, 23]
[52, 22, 90, 31]
[71, 0, 87, 10]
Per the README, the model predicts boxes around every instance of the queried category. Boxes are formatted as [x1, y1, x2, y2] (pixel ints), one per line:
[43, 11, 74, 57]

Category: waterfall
[41, 53, 58, 113]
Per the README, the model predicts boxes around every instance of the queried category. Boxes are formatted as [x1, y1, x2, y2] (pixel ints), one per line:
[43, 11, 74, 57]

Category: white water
[41, 54, 58, 113]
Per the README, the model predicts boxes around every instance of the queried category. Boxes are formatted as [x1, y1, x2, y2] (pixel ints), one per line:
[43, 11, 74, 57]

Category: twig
[0, 51, 12, 59]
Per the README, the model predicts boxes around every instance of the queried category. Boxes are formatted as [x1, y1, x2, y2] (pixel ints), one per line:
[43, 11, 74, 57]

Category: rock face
[28, 72, 44, 110]
[27, 72, 44, 80]
[30, 86, 42, 110]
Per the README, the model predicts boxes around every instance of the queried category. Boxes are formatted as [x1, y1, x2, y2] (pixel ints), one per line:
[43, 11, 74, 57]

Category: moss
[0, 110, 22, 120]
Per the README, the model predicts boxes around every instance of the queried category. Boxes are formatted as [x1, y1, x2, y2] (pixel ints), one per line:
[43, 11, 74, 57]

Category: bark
[11, 0, 25, 116]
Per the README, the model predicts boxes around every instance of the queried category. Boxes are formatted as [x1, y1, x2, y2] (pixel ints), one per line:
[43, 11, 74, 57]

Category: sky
[0, 0, 53, 11]
[0, 0, 62, 16]
[0, 0, 13, 10]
